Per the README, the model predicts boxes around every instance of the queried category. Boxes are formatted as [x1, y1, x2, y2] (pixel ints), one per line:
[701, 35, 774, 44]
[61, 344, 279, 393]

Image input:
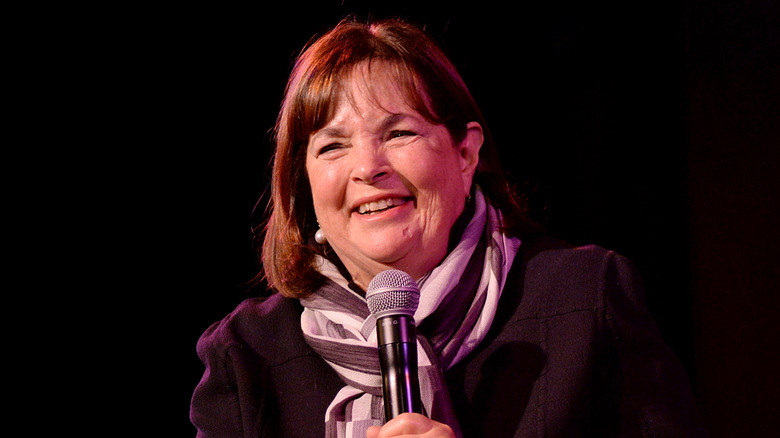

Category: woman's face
[305, 62, 483, 290]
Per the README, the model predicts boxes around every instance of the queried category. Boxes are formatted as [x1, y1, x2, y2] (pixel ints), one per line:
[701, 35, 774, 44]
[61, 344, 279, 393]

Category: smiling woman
[191, 17, 709, 438]
[262, 18, 533, 299]
[304, 62, 484, 288]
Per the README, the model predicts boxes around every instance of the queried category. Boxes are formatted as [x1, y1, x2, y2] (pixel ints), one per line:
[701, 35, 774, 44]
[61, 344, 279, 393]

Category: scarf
[299, 188, 521, 438]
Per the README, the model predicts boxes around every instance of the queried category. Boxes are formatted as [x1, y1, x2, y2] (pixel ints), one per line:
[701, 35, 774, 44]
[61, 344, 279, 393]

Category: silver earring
[315, 228, 327, 244]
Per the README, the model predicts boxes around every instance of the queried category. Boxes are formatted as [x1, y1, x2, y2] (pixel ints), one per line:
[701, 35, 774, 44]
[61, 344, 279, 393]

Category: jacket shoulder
[522, 235, 617, 271]
[516, 236, 642, 314]
[196, 293, 308, 366]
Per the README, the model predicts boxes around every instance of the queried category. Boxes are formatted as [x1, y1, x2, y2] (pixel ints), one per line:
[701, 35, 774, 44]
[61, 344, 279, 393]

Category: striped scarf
[300, 188, 521, 438]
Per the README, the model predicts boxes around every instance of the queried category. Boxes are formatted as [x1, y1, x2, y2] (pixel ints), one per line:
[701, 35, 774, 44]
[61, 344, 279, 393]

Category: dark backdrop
[113, 1, 777, 435]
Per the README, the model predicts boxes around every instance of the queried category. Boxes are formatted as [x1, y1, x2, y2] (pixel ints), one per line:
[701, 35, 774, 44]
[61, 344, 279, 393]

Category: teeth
[358, 198, 405, 214]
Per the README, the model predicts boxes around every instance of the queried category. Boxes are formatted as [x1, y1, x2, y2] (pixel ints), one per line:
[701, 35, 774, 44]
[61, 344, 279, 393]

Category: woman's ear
[459, 121, 484, 194]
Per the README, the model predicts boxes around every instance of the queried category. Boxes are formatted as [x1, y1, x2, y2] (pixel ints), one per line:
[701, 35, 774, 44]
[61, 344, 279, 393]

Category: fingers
[366, 413, 455, 438]
[366, 425, 381, 438]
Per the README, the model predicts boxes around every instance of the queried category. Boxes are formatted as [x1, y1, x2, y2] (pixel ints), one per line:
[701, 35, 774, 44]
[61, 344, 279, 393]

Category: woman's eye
[390, 130, 416, 139]
[318, 143, 342, 155]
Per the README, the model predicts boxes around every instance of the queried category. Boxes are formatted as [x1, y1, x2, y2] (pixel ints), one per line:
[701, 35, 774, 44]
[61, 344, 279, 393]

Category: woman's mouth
[357, 197, 410, 215]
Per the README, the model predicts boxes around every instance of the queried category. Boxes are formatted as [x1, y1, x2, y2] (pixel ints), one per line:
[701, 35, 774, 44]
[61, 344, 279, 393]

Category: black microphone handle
[376, 315, 422, 420]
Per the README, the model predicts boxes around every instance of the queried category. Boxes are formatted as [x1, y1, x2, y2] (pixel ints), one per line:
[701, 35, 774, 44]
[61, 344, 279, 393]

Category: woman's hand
[366, 413, 455, 438]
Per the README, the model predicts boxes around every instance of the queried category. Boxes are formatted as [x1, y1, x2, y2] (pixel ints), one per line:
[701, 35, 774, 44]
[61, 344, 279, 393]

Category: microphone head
[366, 270, 420, 319]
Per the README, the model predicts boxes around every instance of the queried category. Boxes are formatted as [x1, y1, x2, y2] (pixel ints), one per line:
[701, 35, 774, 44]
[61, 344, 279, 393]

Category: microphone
[366, 269, 422, 421]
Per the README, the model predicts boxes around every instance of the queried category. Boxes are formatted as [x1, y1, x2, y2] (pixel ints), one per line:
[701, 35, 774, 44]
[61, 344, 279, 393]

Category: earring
[315, 228, 327, 244]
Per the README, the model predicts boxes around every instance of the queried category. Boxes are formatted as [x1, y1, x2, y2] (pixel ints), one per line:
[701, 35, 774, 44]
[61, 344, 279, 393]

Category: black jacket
[191, 237, 709, 437]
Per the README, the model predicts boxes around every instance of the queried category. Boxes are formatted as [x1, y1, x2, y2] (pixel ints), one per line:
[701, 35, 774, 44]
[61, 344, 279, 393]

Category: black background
[71, 1, 777, 435]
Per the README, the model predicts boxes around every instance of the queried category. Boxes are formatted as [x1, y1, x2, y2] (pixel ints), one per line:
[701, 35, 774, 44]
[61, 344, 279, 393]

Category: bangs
[291, 57, 440, 149]
[278, 18, 474, 157]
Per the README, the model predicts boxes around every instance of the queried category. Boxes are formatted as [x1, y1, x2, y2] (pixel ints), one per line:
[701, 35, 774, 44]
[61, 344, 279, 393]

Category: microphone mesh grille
[365, 270, 420, 316]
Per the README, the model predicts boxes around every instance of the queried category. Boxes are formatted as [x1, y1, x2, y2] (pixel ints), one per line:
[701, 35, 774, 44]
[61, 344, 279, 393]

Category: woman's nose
[351, 141, 391, 184]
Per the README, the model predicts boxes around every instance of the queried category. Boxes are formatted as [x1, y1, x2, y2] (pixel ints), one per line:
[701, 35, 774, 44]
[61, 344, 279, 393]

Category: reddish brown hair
[261, 18, 536, 298]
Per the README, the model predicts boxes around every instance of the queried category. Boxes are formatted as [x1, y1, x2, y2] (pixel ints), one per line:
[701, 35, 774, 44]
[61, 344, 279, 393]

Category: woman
[191, 18, 708, 437]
